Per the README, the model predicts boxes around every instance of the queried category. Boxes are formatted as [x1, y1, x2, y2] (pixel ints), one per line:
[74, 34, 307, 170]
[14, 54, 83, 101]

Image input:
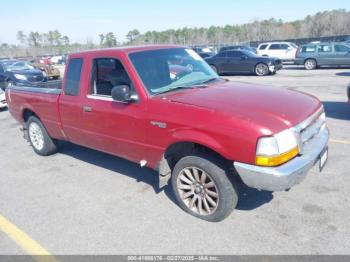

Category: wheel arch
[22, 108, 40, 123]
[157, 139, 232, 188]
[254, 61, 268, 68]
[304, 57, 318, 64]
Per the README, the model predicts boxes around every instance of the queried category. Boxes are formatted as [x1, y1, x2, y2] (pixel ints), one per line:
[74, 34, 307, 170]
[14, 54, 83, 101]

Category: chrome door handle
[83, 106, 92, 112]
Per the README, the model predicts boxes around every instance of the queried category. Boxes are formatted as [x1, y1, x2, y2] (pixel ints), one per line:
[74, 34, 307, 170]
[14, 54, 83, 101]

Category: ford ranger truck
[5, 46, 329, 222]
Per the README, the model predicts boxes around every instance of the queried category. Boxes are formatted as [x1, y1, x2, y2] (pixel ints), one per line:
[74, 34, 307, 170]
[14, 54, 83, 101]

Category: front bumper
[269, 64, 283, 73]
[234, 127, 329, 191]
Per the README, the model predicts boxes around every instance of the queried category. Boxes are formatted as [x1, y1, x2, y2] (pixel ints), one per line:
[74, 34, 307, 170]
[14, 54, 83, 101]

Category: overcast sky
[1, 0, 349, 44]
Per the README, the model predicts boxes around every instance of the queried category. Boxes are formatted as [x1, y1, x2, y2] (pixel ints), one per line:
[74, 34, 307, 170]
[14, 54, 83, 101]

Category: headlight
[14, 74, 27, 80]
[256, 129, 299, 166]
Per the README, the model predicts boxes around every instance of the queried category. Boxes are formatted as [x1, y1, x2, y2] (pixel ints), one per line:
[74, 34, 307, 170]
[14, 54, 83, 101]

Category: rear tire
[26, 116, 58, 156]
[304, 59, 317, 70]
[171, 153, 238, 222]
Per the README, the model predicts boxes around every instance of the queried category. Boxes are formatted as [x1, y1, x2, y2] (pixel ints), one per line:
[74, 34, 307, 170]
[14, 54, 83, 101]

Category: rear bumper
[234, 127, 329, 191]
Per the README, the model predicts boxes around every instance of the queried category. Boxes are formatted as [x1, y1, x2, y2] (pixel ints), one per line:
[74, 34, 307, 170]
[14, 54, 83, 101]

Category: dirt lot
[0, 66, 350, 255]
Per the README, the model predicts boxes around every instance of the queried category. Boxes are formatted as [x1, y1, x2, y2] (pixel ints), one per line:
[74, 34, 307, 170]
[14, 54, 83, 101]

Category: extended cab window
[90, 58, 132, 96]
[65, 58, 83, 96]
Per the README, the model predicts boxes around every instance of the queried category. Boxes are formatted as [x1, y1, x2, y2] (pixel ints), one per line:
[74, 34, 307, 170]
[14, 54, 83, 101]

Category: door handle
[83, 105, 92, 112]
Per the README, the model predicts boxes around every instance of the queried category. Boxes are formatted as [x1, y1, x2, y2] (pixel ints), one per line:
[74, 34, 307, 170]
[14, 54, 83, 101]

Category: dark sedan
[0, 60, 46, 89]
[205, 50, 282, 76]
[219, 45, 257, 54]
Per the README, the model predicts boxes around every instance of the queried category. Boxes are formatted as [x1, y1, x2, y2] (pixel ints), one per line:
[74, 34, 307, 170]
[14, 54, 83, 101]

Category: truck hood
[163, 81, 321, 133]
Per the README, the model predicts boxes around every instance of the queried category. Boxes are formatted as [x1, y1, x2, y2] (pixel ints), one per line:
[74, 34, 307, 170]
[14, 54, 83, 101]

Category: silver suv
[295, 42, 350, 70]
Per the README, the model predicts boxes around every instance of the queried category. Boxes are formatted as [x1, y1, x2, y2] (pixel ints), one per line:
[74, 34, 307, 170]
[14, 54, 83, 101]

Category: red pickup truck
[6, 46, 329, 221]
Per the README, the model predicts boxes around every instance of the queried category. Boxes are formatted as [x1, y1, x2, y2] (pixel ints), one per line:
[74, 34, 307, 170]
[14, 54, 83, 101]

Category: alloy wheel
[176, 167, 219, 216]
[29, 122, 45, 151]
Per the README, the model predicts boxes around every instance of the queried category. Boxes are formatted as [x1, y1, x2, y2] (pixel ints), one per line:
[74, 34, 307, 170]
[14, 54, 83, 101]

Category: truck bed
[12, 80, 62, 93]
[7, 81, 64, 140]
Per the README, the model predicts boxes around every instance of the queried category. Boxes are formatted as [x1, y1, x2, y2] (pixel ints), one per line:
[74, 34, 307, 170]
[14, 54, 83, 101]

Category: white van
[257, 42, 298, 61]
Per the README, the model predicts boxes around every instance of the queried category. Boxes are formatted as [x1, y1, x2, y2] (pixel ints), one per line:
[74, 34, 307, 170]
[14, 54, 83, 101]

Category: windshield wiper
[156, 84, 207, 95]
[197, 77, 219, 85]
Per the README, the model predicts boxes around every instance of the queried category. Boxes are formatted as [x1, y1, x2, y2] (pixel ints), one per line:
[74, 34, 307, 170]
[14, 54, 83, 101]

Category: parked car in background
[0, 69, 6, 90]
[295, 42, 350, 70]
[192, 46, 215, 54]
[197, 52, 216, 59]
[29, 59, 61, 80]
[205, 50, 282, 76]
[50, 55, 63, 64]
[257, 42, 298, 62]
[39, 57, 52, 65]
[191, 46, 216, 59]
[5, 45, 328, 221]
[0, 60, 46, 89]
[0, 88, 7, 109]
[219, 45, 257, 54]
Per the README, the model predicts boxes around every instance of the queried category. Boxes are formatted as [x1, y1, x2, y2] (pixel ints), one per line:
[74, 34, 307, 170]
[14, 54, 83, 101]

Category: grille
[297, 110, 326, 152]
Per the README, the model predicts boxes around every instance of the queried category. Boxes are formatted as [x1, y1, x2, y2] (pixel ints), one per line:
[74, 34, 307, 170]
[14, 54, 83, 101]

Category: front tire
[27, 116, 58, 156]
[255, 63, 269, 76]
[171, 153, 238, 222]
[304, 59, 317, 70]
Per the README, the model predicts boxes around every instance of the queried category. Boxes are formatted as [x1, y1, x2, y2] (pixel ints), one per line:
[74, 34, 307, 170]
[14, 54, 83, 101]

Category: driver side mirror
[111, 85, 138, 103]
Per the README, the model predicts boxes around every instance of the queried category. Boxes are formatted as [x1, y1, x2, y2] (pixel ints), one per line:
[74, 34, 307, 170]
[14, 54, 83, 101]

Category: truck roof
[70, 45, 183, 57]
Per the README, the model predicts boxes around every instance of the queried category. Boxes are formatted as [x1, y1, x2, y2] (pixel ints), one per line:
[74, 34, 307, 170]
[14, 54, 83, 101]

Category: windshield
[4, 61, 34, 71]
[290, 43, 298, 48]
[241, 50, 258, 57]
[129, 48, 219, 95]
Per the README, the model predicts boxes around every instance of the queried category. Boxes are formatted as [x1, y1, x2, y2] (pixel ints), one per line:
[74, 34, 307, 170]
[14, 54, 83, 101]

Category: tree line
[1, 9, 349, 58]
[127, 9, 350, 45]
